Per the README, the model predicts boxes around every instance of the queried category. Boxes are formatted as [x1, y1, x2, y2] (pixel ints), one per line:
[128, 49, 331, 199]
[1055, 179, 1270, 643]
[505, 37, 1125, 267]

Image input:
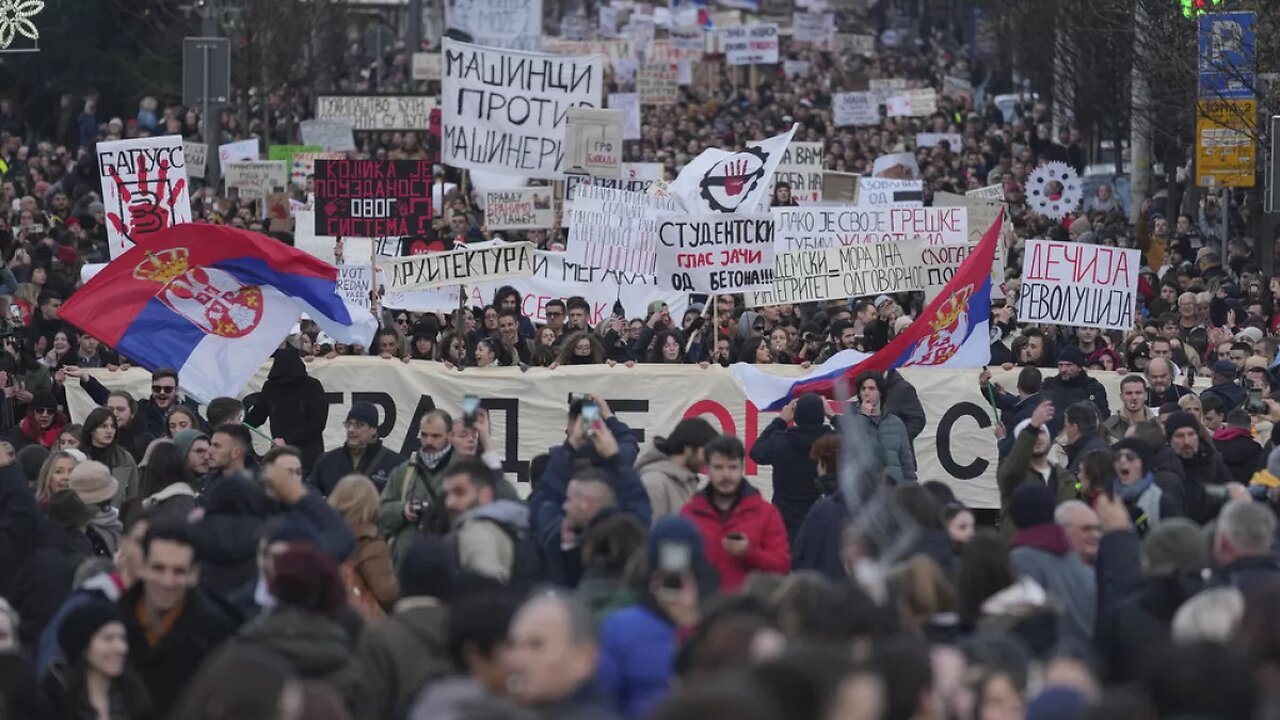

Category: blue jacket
[791, 490, 847, 581]
[596, 603, 677, 720]
[307, 441, 406, 495]
[527, 417, 648, 538]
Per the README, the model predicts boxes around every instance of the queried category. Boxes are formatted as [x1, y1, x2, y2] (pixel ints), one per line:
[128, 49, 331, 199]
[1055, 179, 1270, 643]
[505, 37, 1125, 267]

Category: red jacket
[681, 486, 790, 591]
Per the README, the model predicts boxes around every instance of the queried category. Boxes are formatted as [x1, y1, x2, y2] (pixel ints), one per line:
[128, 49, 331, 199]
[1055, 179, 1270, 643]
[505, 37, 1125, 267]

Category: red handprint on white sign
[106, 157, 186, 242]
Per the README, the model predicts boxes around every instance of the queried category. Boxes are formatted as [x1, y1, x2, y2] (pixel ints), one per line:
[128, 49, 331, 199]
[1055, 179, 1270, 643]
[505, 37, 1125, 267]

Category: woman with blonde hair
[34, 449, 80, 508]
[328, 474, 398, 619]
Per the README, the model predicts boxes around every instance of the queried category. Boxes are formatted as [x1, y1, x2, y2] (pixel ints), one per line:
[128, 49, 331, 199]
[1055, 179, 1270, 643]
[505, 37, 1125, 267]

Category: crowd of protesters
[4, 4, 1280, 720]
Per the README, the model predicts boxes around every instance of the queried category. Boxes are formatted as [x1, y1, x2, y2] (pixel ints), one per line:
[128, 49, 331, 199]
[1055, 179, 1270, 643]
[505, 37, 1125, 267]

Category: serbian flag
[734, 210, 1003, 411]
[60, 224, 377, 402]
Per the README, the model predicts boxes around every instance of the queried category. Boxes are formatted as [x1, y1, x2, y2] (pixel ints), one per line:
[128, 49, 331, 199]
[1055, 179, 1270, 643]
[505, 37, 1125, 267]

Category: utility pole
[1051, 2, 1074, 138]
[1130, 0, 1154, 221]
[202, 0, 223, 191]
[409, 0, 422, 51]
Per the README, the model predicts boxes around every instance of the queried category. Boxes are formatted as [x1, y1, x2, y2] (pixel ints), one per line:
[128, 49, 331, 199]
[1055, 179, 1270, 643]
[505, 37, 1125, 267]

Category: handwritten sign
[793, 12, 833, 44]
[218, 139, 259, 165]
[771, 207, 967, 251]
[312, 160, 433, 237]
[920, 243, 977, 305]
[608, 92, 641, 140]
[764, 141, 824, 203]
[484, 189, 557, 230]
[412, 52, 442, 81]
[1017, 240, 1138, 331]
[833, 92, 879, 127]
[336, 265, 374, 311]
[855, 177, 925, 207]
[384, 242, 536, 291]
[638, 64, 679, 105]
[316, 95, 436, 131]
[563, 163, 663, 216]
[747, 241, 925, 306]
[224, 160, 288, 200]
[916, 132, 962, 150]
[96, 135, 193, 259]
[446, 0, 543, 50]
[723, 24, 779, 65]
[184, 142, 207, 178]
[300, 119, 357, 152]
[656, 213, 775, 293]
[567, 185, 680, 274]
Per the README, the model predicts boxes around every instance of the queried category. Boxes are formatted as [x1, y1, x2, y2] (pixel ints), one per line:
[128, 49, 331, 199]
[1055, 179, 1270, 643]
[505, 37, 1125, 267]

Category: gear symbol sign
[1026, 161, 1082, 221]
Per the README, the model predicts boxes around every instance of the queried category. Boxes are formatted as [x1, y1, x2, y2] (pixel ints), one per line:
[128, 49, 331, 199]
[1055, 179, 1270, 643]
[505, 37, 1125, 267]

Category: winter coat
[1148, 445, 1188, 519]
[309, 440, 406, 496]
[278, 491, 358, 563]
[596, 601, 678, 720]
[452, 499, 531, 584]
[1042, 371, 1109, 436]
[1101, 409, 1156, 445]
[993, 391, 1043, 458]
[350, 523, 399, 611]
[847, 412, 916, 484]
[237, 607, 372, 719]
[1064, 431, 1109, 475]
[245, 349, 329, 473]
[140, 482, 198, 524]
[635, 444, 701, 523]
[1213, 554, 1280, 596]
[9, 516, 77, 648]
[0, 461, 39, 602]
[527, 417, 646, 539]
[195, 475, 270, 597]
[1201, 381, 1245, 413]
[90, 443, 139, 508]
[1212, 427, 1265, 484]
[883, 369, 927, 439]
[748, 417, 832, 540]
[359, 596, 452, 720]
[681, 485, 790, 592]
[119, 584, 238, 717]
[379, 450, 462, 565]
[996, 428, 1077, 539]
[791, 490, 848, 581]
[7, 415, 64, 453]
[1009, 525, 1096, 645]
[1177, 443, 1236, 523]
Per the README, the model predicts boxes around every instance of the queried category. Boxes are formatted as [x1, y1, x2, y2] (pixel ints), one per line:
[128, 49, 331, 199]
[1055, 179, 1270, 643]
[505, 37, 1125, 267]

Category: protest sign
[608, 93, 641, 140]
[566, 185, 680, 274]
[384, 241, 536, 291]
[656, 213, 775, 292]
[943, 75, 974, 99]
[887, 89, 938, 117]
[783, 60, 810, 78]
[565, 108, 624, 177]
[294, 210, 374, 263]
[747, 240, 925, 306]
[445, 0, 543, 50]
[920, 243, 978, 304]
[484, 189, 557, 230]
[932, 191, 1006, 298]
[916, 132, 962, 150]
[822, 172, 858, 202]
[764, 141, 823, 203]
[336, 265, 374, 311]
[638, 64, 679, 105]
[723, 24, 779, 65]
[855, 176, 924, 207]
[770, 206, 966, 251]
[539, 39, 632, 70]
[624, 16, 656, 57]
[96, 135, 193, 259]
[290, 151, 342, 188]
[1017, 240, 1139, 331]
[563, 163, 663, 215]
[599, 5, 618, 36]
[267, 144, 322, 168]
[412, 52, 442, 81]
[299, 119, 357, 152]
[218, 139, 259, 165]
[224, 160, 288, 201]
[649, 36, 704, 64]
[184, 142, 207, 178]
[267, 193, 293, 232]
[833, 92, 879, 127]
[967, 184, 1005, 200]
[792, 12, 833, 45]
[838, 33, 875, 56]
[560, 14, 589, 40]
[441, 39, 603, 180]
[869, 77, 908, 99]
[312, 160, 434, 237]
[316, 95, 435, 131]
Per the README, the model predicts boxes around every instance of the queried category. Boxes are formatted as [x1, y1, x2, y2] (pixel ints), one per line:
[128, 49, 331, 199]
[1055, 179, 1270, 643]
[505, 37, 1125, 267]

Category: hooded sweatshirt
[635, 444, 701, 523]
[453, 499, 530, 584]
[245, 348, 329, 469]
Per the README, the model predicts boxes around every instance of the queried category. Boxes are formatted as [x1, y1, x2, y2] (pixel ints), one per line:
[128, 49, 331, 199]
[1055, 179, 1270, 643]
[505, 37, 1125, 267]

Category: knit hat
[1211, 359, 1237, 378]
[87, 201, 105, 215]
[1112, 437, 1152, 474]
[48, 489, 94, 529]
[16, 445, 50, 485]
[346, 401, 379, 428]
[646, 515, 705, 570]
[398, 535, 454, 600]
[1237, 326, 1264, 344]
[647, 300, 669, 317]
[68, 460, 118, 505]
[1008, 482, 1055, 530]
[1267, 446, 1280, 479]
[58, 600, 123, 662]
[1057, 346, 1086, 367]
[1142, 518, 1208, 577]
[30, 390, 57, 412]
[1164, 411, 1201, 442]
[794, 393, 826, 426]
[269, 514, 319, 547]
[172, 428, 209, 461]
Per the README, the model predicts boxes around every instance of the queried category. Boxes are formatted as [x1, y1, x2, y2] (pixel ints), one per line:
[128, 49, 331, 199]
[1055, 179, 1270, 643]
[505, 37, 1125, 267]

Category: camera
[409, 499, 427, 515]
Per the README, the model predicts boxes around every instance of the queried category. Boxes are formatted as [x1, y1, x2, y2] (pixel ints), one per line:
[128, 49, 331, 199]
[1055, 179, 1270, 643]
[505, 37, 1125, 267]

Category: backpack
[448, 518, 544, 597]
[338, 559, 387, 622]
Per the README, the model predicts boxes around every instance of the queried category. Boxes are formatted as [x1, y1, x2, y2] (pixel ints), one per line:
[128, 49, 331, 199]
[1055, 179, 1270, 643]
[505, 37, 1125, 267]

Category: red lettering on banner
[684, 399, 760, 475]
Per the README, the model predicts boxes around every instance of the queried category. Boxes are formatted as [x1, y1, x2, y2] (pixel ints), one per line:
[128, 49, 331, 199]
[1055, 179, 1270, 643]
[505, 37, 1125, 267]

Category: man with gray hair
[1146, 357, 1192, 408]
[507, 590, 616, 719]
[1212, 500, 1280, 593]
[1055, 500, 1101, 565]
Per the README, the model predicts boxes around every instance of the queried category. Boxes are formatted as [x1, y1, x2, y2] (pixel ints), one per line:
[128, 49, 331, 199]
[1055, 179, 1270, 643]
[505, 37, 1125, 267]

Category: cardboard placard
[723, 24, 779, 65]
[833, 92, 879, 127]
[184, 142, 208, 179]
[762, 141, 824, 203]
[1017, 240, 1139, 331]
[655, 213, 775, 292]
[608, 92, 641, 140]
[638, 63, 679, 105]
[299, 119, 357, 152]
[566, 184, 679, 274]
[384, 241, 536, 291]
[855, 176, 924, 207]
[445, 0, 543, 50]
[96, 135, 193, 259]
[218, 139, 259, 165]
[412, 52, 443, 81]
[316, 95, 436, 131]
[312, 160, 434, 237]
[565, 108, 624, 177]
[747, 240, 925, 306]
[224, 160, 288, 200]
[484, 188, 557, 230]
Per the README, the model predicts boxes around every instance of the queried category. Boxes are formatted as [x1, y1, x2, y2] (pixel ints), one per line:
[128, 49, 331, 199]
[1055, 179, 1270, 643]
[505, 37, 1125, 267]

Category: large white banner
[71, 364, 1132, 509]
[442, 39, 604, 180]
[747, 240, 925, 306]
[383, 242, 536, 292]
[564, 163, 663, 215]
[1017, 240, 1139, 331]
[771, 206, 968, 251]
[96, 135, 193, 259]
[446, 0, 543, 50]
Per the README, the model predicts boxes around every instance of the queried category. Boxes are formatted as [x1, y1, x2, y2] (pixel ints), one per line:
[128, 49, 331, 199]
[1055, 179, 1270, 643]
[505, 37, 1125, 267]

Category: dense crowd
[3, 7, 1280, 720]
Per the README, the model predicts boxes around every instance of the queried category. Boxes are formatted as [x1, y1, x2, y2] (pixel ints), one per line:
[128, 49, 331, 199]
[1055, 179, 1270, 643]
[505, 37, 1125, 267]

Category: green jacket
[996, 426, 1078, 540]
[378, 451, 462, 565]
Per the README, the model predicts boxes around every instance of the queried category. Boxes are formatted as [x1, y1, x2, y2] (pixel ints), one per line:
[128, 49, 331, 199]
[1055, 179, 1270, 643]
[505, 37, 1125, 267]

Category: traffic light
[1181, 0, 1225, 18]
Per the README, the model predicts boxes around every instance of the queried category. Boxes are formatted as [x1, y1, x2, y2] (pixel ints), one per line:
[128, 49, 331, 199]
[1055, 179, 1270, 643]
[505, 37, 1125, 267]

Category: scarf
[19, 416, 62, 448]
[1114, 472, 1155, 502]
[419, 444, 453, 469]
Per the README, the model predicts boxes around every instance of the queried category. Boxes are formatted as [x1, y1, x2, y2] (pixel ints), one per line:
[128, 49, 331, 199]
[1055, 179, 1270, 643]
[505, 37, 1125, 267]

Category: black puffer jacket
[1042, 371, 1109, 436]
[245, 348, 329, 472]
[196, 475, 271, 598]
[749, 417, 833, 540]
[883, 370, 927, 440]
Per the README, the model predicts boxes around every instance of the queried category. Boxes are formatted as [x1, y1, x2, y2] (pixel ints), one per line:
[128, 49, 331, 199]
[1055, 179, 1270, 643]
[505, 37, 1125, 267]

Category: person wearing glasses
[7, 389, 65, 451]
[78, 366, 205, 441]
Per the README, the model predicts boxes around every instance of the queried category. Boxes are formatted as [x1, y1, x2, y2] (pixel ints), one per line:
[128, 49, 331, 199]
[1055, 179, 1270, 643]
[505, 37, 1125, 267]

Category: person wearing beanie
[170, 427, 211, 489]
[750, 392, 834, 539]
[1111, 437, 1180, 535]
[18, 443, 51, 489]
[1166, 410, 1235, 523]
[69, 460, 123, 558]
[1007, 483, 1096, 645]
[7, 389, 65, 452]
[43, 599, 151, 720]
[997, 400, 1077, 541]
[358, 536, 454, 720]
[307, 401, 406, 496]
[847, 370, 917, 484]
[1041, 346, 1109, 436]
[244, 346, 329, 474]
[1201, 358, 1245, 413]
